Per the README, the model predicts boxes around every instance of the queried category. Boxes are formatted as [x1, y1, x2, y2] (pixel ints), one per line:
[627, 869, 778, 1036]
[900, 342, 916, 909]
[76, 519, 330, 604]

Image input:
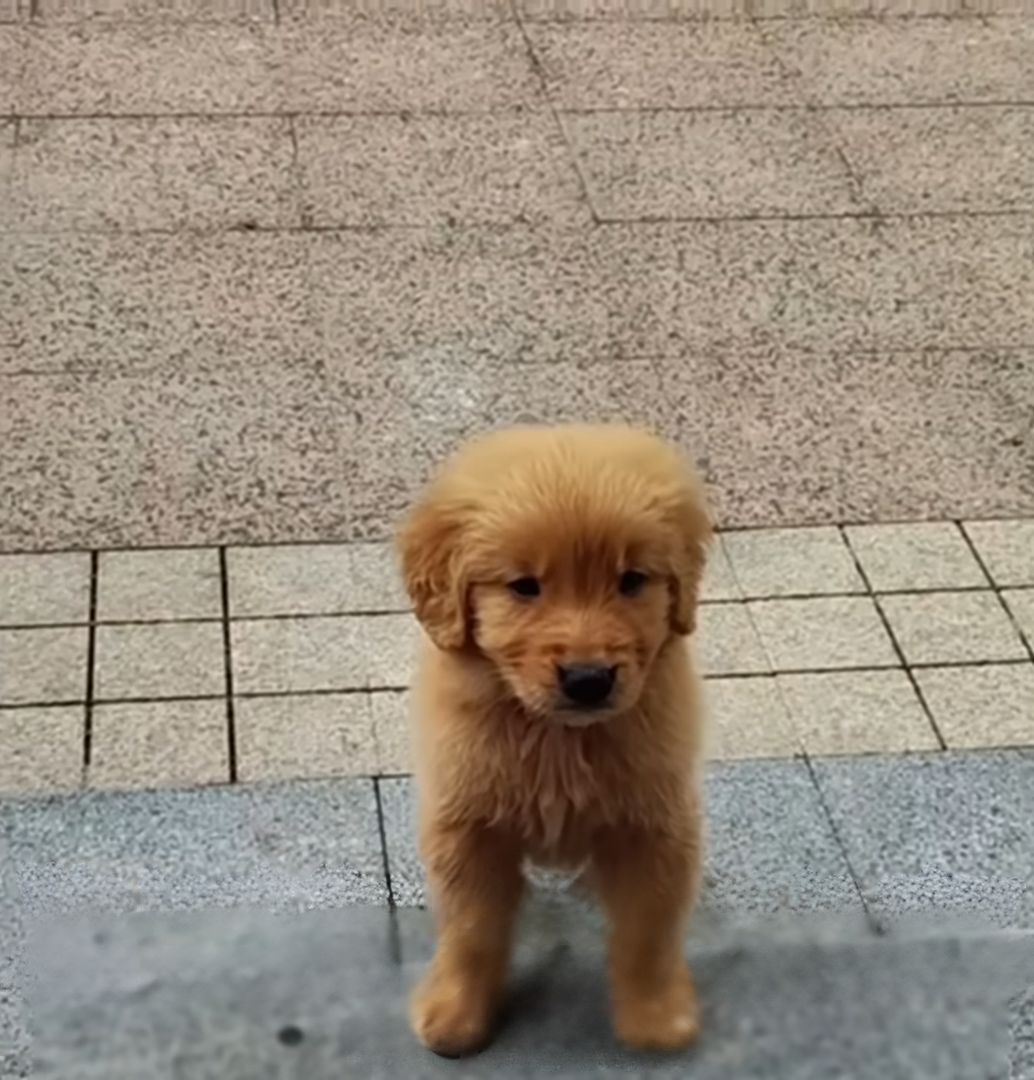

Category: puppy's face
[399, 426, 710, 726]
[467, 537, 675, 724]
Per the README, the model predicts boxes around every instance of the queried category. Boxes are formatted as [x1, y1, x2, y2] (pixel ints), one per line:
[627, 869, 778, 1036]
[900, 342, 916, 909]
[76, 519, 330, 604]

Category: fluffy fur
[397, 424, 712, 1057]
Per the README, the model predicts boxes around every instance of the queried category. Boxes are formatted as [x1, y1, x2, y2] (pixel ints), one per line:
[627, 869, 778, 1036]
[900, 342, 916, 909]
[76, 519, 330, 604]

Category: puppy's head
[398, 425, 711, 724]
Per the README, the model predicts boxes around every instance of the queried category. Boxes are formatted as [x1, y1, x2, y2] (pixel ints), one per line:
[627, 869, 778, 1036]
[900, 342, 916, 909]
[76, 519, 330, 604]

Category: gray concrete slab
[19, 903, 1034, 1079]
[811, 750, 1034, 929]
[380, 758, 862, 915]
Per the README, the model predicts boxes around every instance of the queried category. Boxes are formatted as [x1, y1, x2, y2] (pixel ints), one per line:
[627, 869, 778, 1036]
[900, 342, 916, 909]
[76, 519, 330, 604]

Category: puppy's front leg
[412, 823, 524, 1058]
[593, 825, 701, 1051]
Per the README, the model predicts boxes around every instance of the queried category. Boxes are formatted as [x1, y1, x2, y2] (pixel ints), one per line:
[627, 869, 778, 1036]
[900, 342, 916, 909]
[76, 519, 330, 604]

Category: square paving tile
[526, 21, 796, 109]
[704, 676, 800, 761]
[914, 664, 1034, 750]
[812, 752, 1034, 926]
[563, 109, 857, 220]
[879, 591, 1027, 666]
[296, 112, 586, 228]
[0, 626, 87, 705]
[12, 117, 300, 231]
[88, 699, 229, 791]
[1003, 588, 1034, 646]
[94, 622, 226, 701]
[0, 552, 90, 627]
[0, 706, 83, 796]
[228, 543, 406, 617]
[748, 597, 898, 672]
[700, 537, 740, 602]
[370, 689, 411, 775]
[831, 105, 1034, 216]
[231, 614, 419, 694]
[777, 669, 938, 757]
[694, 603, 770, 676]
[964, 520, 1034, 587]
[97, 548, 222, 622]
[844, 522, 987, 593]
[723, 526, 864, 599]
[234, 693, 378, 783]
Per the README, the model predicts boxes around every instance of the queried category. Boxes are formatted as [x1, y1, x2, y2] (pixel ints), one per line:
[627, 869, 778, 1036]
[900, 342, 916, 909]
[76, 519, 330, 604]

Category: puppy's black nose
[557, 664, 617, 708]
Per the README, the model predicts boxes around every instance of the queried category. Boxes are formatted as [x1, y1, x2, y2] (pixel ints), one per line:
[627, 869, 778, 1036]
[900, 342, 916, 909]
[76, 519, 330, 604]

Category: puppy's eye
[618, 570, 648, 597]
[508, 576, 541, 599]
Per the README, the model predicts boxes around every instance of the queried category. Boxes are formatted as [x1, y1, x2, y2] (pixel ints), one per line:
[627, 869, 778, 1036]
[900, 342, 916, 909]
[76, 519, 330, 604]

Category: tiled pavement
[2, 518, 1032, 796]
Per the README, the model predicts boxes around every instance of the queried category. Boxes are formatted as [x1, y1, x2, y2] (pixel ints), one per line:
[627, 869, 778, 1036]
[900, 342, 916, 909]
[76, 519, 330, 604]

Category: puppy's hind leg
[591, 824, 701, 1052]
[412, 824, 524, 1058]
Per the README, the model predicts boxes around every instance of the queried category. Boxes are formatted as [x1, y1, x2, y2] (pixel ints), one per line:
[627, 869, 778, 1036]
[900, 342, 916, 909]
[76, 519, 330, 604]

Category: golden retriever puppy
[397, 424, 711, 1058]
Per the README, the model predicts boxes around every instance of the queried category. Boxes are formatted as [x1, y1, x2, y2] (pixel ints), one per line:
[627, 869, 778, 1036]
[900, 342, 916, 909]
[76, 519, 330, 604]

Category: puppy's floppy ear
[397, 493, 469, 651]
[667, 475, 713, 637]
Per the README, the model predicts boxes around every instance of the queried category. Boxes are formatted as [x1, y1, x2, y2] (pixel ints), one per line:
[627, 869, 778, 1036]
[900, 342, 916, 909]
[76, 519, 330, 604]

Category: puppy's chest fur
[439, 710, 675, 865]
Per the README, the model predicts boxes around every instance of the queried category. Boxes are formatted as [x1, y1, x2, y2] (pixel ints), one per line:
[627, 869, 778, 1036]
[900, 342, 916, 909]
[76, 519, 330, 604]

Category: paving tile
[10, 23, 286, 114]
[97, 548, 221, 622]
[4, 778, 387, 911]
[563, 109, 857, 220]
[282, 0, 509, 15]
[0, 365, 347, 552]
[694, 603, 770, 676]
[34, 0, 274, 18]
[228, 543, 405, 618]
[231, 614, 419, 694]
[964, 520, 1034, 587]
[813, 752, 1034, 926]
[777, 669, 937, 756]
[704, 675, 800, 761]
[369, 689, 410, 775]
[308, 227, 679, 370]
[1003, 589, 1034, 646]
[3, 232, 312, 377]
[879, 591, 1027, 665]
[762, 17, 1034, 106]
[526, 21, 796, 109]
[88, 699, 229, 791]
[94, 622, 226, 701]
[0, 707, 83, 796]
[0, 627, 87, 705]
[297, 112, 586, 228]
[0, 552, 90, 627]
[12, 117, 300, 231]
[844, 522, 987, 593]
[700, 536, 740, 602]
[722, 526, 864, 599]
[0, 30, 23, 113]
[276, 20, 541, 112]
[748, 596, 898, 672]
[915, 664, 1034, 750]
[832, 105, 1034, 216]
[0, 121, 13, 231]
[665, 216, 1034, 355]
[234, 693, 377, 783]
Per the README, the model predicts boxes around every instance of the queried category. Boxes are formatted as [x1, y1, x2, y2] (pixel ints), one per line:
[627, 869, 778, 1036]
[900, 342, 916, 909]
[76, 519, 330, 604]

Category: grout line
[81, 550, 98, 775]
[219, 547, 239, 784]
[800, 751, 881, 935]
[839, 526, 947, 751]
[373, 777, 397, 911]
[510, 0, 601, 225]
[956, 522, 1034, 663]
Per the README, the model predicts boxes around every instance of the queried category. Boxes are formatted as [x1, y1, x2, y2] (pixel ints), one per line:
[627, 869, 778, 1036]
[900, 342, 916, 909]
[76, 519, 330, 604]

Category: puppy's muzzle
[557, 663, 617, 709]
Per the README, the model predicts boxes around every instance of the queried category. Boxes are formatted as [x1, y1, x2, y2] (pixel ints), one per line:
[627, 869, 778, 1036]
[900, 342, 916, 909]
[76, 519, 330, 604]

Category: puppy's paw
[410, 971, 496, 1058]
[613, 970, 700, 1052]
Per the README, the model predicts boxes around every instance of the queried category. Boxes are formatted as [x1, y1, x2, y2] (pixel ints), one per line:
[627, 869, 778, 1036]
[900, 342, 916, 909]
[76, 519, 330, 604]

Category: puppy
[397, 424, 711, 1058]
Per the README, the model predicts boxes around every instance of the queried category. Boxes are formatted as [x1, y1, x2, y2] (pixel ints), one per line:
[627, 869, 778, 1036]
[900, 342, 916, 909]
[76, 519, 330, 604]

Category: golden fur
[397, 424, 712, 1057]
